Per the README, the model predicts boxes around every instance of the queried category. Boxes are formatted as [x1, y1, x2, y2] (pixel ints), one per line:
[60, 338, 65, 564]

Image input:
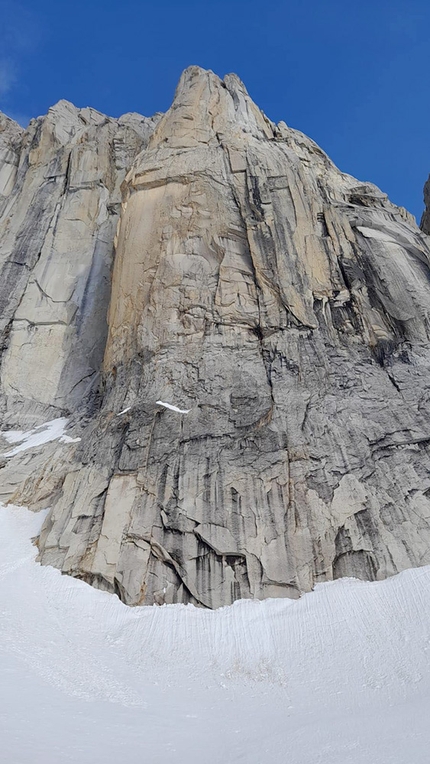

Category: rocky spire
[2, 68, 430, 608]
[420, 174, 430, 234]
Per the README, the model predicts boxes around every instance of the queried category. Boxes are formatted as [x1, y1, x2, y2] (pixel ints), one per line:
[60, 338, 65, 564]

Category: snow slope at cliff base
[1, 503, 429, 764]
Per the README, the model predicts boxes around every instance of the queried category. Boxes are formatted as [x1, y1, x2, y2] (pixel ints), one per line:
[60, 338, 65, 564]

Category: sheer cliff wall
[2, 67, 430, 608]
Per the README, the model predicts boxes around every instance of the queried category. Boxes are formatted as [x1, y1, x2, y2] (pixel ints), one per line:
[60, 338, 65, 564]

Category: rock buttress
[4, 67, 430, 608]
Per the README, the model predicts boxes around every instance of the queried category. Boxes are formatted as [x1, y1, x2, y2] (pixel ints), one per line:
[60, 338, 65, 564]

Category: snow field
[1, 503, 430, 763]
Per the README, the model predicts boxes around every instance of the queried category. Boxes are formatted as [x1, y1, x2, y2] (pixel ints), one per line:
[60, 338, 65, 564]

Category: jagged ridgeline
[1, 66, 430, 608]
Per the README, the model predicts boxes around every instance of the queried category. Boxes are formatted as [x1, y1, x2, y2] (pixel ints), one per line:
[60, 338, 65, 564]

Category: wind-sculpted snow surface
[1, 504, 430, 764]
[2, 67, 430, 607]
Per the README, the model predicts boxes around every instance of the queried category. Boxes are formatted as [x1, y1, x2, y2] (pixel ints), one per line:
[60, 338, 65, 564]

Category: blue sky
[1, 0, 429, 221]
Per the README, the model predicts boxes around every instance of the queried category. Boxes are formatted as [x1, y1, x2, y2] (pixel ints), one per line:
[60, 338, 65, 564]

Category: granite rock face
[2, 67, 430, 608]
[420, 175, 430, 235]
[0, 102, 159, 414]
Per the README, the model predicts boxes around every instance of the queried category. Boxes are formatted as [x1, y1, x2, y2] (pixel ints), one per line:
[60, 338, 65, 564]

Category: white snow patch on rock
[156, 400, 190, 414]
[1, 418, 81, 457]
[117, 407, 131, 416]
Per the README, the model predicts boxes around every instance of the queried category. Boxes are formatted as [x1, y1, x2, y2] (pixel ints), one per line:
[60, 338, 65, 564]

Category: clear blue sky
[1, 0, 429, 221]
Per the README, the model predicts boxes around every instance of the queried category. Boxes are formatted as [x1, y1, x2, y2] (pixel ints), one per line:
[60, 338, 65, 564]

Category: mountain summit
[1, 67, 430, 608]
